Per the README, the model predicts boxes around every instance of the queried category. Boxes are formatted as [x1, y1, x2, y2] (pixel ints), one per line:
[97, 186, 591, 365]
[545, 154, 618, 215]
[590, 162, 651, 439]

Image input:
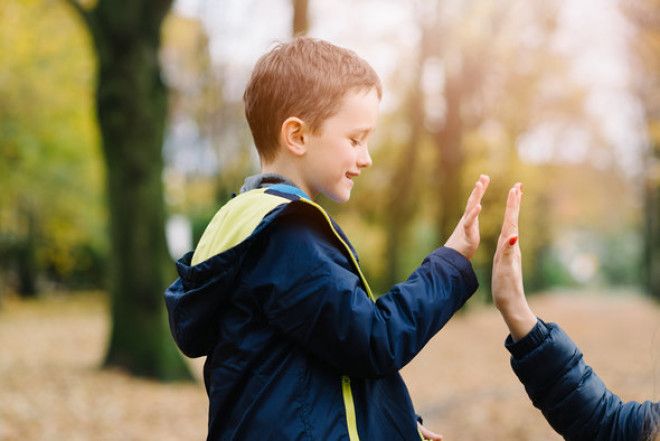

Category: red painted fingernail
[508, 236, 518, 246]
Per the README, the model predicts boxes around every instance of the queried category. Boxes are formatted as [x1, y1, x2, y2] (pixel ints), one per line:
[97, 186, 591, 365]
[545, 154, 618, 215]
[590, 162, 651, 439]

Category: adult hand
[418, 422, 443, 440]
[491, 183, 536, 341]
[444, 175, 490, 260]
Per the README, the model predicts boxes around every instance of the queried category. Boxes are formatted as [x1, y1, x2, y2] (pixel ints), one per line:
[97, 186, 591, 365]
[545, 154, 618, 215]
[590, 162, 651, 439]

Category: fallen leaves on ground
[1, 289, 658, 441]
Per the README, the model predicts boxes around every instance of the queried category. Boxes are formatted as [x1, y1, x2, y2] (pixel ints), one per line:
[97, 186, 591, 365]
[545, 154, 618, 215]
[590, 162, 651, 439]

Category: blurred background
[1, 0, 658, 440]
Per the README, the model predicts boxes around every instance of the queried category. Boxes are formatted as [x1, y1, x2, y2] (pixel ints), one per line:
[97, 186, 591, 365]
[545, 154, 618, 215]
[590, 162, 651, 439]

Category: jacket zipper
[299, 199, 376, 301]
[341, 375, 360, 441]
[301, 198, 384, 441]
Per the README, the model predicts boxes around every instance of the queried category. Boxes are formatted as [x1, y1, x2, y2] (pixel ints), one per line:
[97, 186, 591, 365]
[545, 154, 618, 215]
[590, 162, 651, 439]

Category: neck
[261, 160, 313, 198]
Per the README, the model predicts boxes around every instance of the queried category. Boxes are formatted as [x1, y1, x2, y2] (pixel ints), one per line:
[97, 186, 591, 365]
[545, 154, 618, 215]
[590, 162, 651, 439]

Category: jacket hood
[165, 246, 247, 357]
[164, 185, 300, 358]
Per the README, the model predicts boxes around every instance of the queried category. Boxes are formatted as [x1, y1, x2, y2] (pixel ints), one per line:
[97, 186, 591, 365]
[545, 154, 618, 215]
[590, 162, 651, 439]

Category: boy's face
[300, 88, 380, 203]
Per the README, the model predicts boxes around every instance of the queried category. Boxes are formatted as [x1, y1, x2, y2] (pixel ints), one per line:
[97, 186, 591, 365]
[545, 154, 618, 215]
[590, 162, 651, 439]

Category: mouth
[345, 171, 360, 180]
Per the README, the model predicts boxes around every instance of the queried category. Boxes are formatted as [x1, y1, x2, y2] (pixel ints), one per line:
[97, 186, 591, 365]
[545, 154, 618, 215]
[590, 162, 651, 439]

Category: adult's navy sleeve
[240, 211, 479, 378]
[506, 320, 660, 441]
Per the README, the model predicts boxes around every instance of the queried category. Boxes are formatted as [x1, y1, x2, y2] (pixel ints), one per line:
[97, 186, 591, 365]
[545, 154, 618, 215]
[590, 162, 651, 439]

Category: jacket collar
[240, 172, 310, 200]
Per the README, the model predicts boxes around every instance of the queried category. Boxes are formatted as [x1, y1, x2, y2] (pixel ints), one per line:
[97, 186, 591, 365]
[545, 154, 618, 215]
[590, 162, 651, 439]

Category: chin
[325, 189, 351, 203]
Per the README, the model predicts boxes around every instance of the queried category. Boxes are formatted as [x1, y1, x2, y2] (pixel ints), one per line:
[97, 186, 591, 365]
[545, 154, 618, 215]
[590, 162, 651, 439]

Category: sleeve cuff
[505, 318, 548, 359]
[434, 246, 479, 294]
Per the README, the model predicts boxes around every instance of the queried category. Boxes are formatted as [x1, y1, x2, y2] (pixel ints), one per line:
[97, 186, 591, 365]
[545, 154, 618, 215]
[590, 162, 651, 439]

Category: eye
[350, 138, 361, 147]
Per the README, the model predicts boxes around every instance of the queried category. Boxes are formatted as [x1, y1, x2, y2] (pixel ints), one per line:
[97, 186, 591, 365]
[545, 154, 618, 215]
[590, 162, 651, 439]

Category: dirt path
[402, 290, 660, 440]
[1, 290, 658, 440]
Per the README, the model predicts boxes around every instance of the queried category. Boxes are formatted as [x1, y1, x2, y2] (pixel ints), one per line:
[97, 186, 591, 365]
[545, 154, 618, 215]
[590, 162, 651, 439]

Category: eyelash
[350, 138, 361, 147]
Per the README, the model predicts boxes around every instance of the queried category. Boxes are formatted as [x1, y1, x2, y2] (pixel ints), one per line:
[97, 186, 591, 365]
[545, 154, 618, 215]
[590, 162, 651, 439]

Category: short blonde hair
[243, 37, 382, 163]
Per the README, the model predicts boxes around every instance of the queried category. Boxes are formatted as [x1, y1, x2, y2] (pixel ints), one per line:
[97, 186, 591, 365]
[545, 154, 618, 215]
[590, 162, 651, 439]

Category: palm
[445, 175, 490, 260]
[490, 183, 536, 341]
[492, 183, 524, 307]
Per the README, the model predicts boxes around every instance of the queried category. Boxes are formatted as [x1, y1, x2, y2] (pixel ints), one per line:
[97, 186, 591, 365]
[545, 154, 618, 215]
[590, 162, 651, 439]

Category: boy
[165, 37, 489, 440]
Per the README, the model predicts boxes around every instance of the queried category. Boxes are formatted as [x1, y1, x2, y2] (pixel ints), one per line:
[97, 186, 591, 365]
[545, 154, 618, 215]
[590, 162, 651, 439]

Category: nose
[357, 145, 372, 169]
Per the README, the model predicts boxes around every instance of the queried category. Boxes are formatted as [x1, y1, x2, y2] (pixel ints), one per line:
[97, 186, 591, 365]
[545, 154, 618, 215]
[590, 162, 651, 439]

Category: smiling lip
[345, 172, 360, 179]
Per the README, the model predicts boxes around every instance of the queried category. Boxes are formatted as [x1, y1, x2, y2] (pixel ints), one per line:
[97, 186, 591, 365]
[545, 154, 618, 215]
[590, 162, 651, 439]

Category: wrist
[505, 318, 547, 358]
[494, 291, 527, 316]
[444, 243, 472, 261]
[498, 300, 536, 342]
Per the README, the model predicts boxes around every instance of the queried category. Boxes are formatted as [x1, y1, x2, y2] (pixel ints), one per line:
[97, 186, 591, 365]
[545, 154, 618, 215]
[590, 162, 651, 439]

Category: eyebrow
[351, 127, 374, 136]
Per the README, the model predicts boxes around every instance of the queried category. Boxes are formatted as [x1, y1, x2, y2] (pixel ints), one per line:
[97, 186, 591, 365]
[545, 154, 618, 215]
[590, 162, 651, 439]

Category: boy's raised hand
[418, 422, 443, 440]
[491, 183, 536, 341]
[444, 175, 490, 260]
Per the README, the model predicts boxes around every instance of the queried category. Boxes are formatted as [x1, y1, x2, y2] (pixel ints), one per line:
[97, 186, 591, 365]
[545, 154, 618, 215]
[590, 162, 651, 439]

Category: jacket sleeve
[239, 211, 479, 378]
[506, 320, 660, 441]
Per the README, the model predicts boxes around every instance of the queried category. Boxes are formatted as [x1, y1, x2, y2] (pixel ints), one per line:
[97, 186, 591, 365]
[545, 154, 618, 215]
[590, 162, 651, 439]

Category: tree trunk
[384, 89, 424, 287]
[383, 26, 428, 288]
[645, 141, 660, 300]
[292, 0, 309, 36]
[384, 124, 421, 286]
[66, 0, 191, 380]
[17, 205, 38, 297]
[434, 74, 464, 245]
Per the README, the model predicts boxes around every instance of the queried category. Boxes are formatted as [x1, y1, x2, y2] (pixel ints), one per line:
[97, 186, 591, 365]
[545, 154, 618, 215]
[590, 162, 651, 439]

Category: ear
[280, 117, 307, 157]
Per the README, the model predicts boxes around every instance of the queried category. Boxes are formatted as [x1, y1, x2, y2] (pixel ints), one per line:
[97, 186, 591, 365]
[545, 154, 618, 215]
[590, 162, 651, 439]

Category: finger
[464, 181, 483, 216]
[510, 182, 522, 226]
[464, 174, 491, 215]
[420, 427, 443, 441]
[498, 234, 519, 257]
[500, 183, 522, 238]
[463, 203, 482, 230]
[498, 186, 516, 239]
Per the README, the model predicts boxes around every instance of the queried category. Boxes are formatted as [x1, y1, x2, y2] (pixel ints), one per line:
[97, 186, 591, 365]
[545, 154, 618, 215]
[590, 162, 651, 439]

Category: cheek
[343, 145, 358, 163]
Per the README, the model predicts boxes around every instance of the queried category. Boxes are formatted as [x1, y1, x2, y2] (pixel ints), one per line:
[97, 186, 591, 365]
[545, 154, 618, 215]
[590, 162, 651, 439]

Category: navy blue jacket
[506, 320, 660, 441]
[165, 186, 479, 440]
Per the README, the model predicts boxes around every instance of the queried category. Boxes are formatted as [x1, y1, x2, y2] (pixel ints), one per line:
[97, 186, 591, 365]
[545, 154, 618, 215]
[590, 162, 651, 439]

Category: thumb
[463, 203, 482, 229]
[497, 235, 518, 259]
